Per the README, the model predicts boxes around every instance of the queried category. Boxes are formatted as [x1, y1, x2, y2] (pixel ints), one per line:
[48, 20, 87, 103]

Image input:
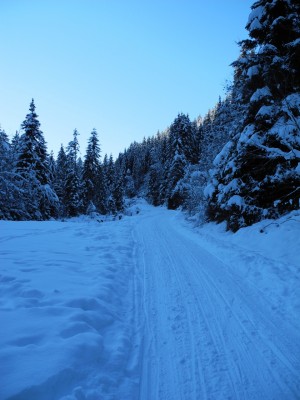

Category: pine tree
[111, 174, 124, 213]
[0, 130, 31, 220]
[206, 0, 300, 231]
[82, 129, 107, 214]
[105, 153, 125, 214]
[164, 114, 191, 208]
[10, 132, 21, 167]
[147, 167, 161, 206]
[124, 169, 136, 198]
[48, 151, 56, 184]
[53, 145, 68, 215]
[106, 154, 116, 189]
[0, 128, 11, 175]
[64, 129, 83, 217]
[146, 139, 163, 206]
[0, 128, 13, 219]
[17, 100, 49, 185]
[16, 100, 58, 219]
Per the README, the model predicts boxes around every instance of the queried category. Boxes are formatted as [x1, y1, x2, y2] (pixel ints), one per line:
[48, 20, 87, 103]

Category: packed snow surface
[0, 200, 299, 399]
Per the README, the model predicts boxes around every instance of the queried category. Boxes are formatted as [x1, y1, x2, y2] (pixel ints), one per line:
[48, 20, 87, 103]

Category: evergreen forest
[0, 0, 299, 231]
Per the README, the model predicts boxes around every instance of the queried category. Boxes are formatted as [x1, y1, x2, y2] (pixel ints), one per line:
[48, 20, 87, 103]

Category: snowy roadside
[182, 210, 300, 329]
[0, 216, 139, 400]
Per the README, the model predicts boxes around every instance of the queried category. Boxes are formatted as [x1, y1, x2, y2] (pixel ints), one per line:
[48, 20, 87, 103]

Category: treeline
[1, 0, 299, 230]
[114, 0, 300, 231]
[0, 100, 124, 220]
[114, 99, 239, 215]
[0, 97, 236, 222]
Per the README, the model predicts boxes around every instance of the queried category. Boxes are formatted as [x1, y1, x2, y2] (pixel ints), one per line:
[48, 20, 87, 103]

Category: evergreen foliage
[0, 128, 16, 219]
[53, 145, 68, 215]
[206, 0, 300, 231]
[15, 100, 59, 219]
[82, 129, 107, 214]
[64, 129, 83, 217]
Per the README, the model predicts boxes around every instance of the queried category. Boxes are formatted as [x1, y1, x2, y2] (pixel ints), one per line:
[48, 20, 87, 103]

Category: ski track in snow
[0, 202, 299, 399]
[134, 207, 300, 400]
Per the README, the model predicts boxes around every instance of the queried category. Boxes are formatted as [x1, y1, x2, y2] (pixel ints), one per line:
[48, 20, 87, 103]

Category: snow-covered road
[0, 201, 299, 399]
[133, 206, 300, 400]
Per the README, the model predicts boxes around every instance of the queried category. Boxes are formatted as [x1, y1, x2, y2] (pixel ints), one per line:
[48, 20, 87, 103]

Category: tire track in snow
[179, 247, 290, 399]
[157, 224, 241, 400]
[134, 208, 300, 400]
[136, 215, 229, 399]
[194, 253, 300, 397]
[172, 232, 300, 399]
[179, 228, 300, 395]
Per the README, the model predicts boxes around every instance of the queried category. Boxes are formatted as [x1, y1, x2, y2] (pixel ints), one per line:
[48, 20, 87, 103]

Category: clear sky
[0, 0, 253, 159]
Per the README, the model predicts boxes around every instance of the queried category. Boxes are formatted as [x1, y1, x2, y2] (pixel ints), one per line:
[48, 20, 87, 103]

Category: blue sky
[0, 0, 253, 158]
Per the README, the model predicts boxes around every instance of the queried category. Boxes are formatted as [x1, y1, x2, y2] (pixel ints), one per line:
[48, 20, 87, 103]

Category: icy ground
[0, 200, 299, 400]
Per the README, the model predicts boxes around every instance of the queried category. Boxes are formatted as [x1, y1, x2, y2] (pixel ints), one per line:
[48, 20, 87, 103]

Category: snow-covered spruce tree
[200, 97, 241, 172]
[112, 175, 125, 212]
[126, 146, 141, 196]
[147, 166, 161, 206]
[48, 151, 56, 184]
[206, 0, 300, 231]
[0, 128, 11, 169]
[10, 131, 23, 170]
[182, 96, 243, 218]
[0, 130, 30, 220]
[16, 100, 59, 219]
[111, 154, 125, 213]
[53, 144, 68, 215]
[164, 114, 195, 209]
[169, 113, 198, 165]
[64, 129, 83, 217]
[175, 117, 204, 213]
[82, 129, 107, 214]
[146, 138, 165, 206]
[155, 131, 169, 204]
[0, 128, 15, 219]
[102, 153, 115, 192]
[128, 138, 151, 194]
[124, 169, 136, 198]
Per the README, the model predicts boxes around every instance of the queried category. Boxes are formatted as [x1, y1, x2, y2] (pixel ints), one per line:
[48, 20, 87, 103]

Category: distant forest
[0, 0, 299, 231]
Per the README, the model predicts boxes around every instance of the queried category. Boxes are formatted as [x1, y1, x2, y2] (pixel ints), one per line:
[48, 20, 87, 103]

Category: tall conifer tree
[82, 129, 107, 214]
[206, 0, 300, 230]
[16, 100, 58, 219]
[64, 129, 83, 217]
